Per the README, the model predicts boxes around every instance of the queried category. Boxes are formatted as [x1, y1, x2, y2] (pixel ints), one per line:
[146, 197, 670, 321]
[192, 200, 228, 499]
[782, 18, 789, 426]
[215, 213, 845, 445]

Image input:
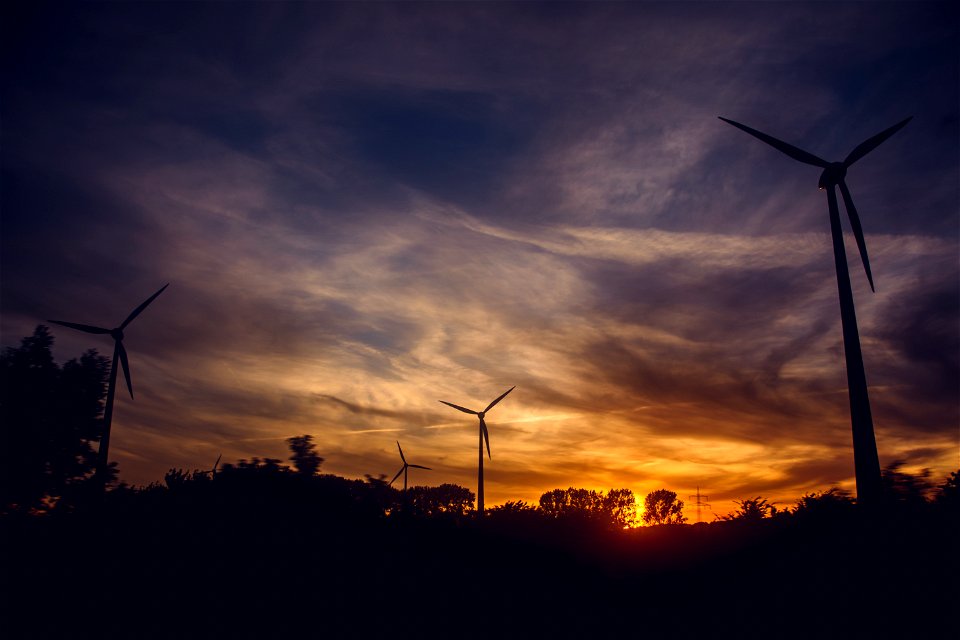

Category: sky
[2, 2, 957, 518]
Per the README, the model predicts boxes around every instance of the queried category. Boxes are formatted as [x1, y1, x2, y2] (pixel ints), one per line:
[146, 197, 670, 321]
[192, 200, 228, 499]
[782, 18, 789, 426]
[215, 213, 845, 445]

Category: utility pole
[688, 486, 711, 524]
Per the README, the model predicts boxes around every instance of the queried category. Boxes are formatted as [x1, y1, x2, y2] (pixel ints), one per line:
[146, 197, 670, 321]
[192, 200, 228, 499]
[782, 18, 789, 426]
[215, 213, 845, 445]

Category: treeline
[4, 434, 957, 639]
[15, 430, 957, 538]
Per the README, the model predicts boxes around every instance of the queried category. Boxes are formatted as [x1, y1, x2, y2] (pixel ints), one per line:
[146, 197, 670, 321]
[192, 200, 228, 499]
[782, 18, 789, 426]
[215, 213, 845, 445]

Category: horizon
[2, 2, 957, 519]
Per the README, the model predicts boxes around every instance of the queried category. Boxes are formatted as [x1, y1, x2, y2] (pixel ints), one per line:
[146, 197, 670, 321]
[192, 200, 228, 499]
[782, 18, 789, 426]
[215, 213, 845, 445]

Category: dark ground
[3, 492, 956, 640]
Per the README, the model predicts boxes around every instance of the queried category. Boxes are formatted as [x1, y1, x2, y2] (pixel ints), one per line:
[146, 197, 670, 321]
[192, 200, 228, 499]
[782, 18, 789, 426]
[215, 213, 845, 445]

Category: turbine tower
[719, 116, 911, 507]
[49, 283, 169, 483]
[439, 386, 514, 515]
[389, 441, 431, 491]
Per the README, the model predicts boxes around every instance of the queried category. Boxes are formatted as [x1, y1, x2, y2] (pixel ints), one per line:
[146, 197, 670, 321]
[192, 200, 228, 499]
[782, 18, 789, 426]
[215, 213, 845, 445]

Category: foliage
[229, 457, 287, 474]
[539, 487, 637, 528]
[405, 483, 475, 517]
[935, 470, 959, 511]
[791, 487, 855, 519]
[641, 488, 686, 525]
[489, 500, 536, 513]
[486, 500, 541, 528]
[164, 467, 214, 491]
[1, 325, 110, 513]
[363, 473, 399, 512]
[881, 461, 935, 509]
[719, 496, 773, 522]
[287, 434, 324, 476]
[603, 488, 638, 528]
[539, 487, 600, 518]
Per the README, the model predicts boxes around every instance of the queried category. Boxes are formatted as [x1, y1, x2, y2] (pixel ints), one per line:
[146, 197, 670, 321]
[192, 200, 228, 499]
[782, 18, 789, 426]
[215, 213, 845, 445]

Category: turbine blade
[213, 454, 221, 473]
[47, 320, 111, 335]
[117, 341, 134, 399]
[121, 283, 169, 329]
[480, 417, 491, 459]
[843, 117, 912, 167]
[718, 117, 828, 168]
[389, 467, 404, 486]
[397, 441, 406, 463]
[439, 400, 478, 415]
[838, 180, 875, 292]
[483, 386, 515, 413]
[409, 465, 431, 470]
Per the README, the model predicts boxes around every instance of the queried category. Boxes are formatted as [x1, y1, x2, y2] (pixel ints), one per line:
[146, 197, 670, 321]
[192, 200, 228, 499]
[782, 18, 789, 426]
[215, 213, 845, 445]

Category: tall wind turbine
[439, 386, 514, 515]
[49, 283, 169, 482]
[389, 441, 431, 491]
[719, 116, 911, 507]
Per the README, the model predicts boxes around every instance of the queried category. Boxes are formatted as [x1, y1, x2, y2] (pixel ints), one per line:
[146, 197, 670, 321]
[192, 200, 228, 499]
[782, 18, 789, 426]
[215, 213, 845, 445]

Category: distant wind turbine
[719, 115, 911, 507]
[49, 283, 169, 482]
[204, 453, 222, 479]
[389, 441, 431, 491]
[439, 386, 514, 515]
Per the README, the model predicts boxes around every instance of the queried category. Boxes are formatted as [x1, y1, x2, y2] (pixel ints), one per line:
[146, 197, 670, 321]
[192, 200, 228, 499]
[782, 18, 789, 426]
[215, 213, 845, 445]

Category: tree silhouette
[1, 325, 110, 512]
[881, 461, 934, 511]
[363, 473, 398, 511]
[539, 487, 637, 528]
[489, 500, 536, 514]
[641, 489, 686, 525]
[934, 470, 959, 512]
[405, 483, 475, 517]
[221, 457, 288, 481]
[287, 435, 324, 476]
[163, 467, 213, 491]
[791, 488, 855, 520]
[539, 487, 601, 520]
[603, 488, 638, 528]
[719, 497, 773, 522]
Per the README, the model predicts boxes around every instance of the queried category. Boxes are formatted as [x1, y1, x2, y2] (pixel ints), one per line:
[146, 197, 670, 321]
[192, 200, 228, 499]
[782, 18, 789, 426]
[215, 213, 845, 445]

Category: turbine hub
[111, 328, 124, 341]
[477, 412, 485, 419]
[818, 162, 846, 189]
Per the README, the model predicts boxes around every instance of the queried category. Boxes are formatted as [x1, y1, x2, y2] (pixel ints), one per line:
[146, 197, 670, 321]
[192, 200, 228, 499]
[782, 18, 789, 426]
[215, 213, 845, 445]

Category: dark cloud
[312, 87, 533, 206]
[872, 269, 960, 431]
[881, 281, 959, 388]
[310, 394, 426, 425]
[584, 256, 832, 344]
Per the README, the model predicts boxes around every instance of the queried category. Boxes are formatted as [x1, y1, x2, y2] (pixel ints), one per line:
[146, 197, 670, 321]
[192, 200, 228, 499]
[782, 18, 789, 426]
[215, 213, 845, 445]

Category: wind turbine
[719, 115, 911, 507]
[389, 441, 431, 491]
[203, 454, 222, 479]
[49, 283, 169, 482]
[439, 386, 514, 515]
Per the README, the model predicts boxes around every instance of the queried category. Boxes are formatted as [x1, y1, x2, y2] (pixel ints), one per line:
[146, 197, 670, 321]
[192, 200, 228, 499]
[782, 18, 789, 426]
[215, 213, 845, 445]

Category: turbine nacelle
[390, 441, 431, 489]
[818, 162, 847, 190]
[719, 116, 911, 294]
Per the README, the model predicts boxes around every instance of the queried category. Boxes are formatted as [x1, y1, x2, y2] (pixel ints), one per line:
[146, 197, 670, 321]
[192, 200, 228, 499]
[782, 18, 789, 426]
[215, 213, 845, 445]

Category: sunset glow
[2, 2, 956, 519]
